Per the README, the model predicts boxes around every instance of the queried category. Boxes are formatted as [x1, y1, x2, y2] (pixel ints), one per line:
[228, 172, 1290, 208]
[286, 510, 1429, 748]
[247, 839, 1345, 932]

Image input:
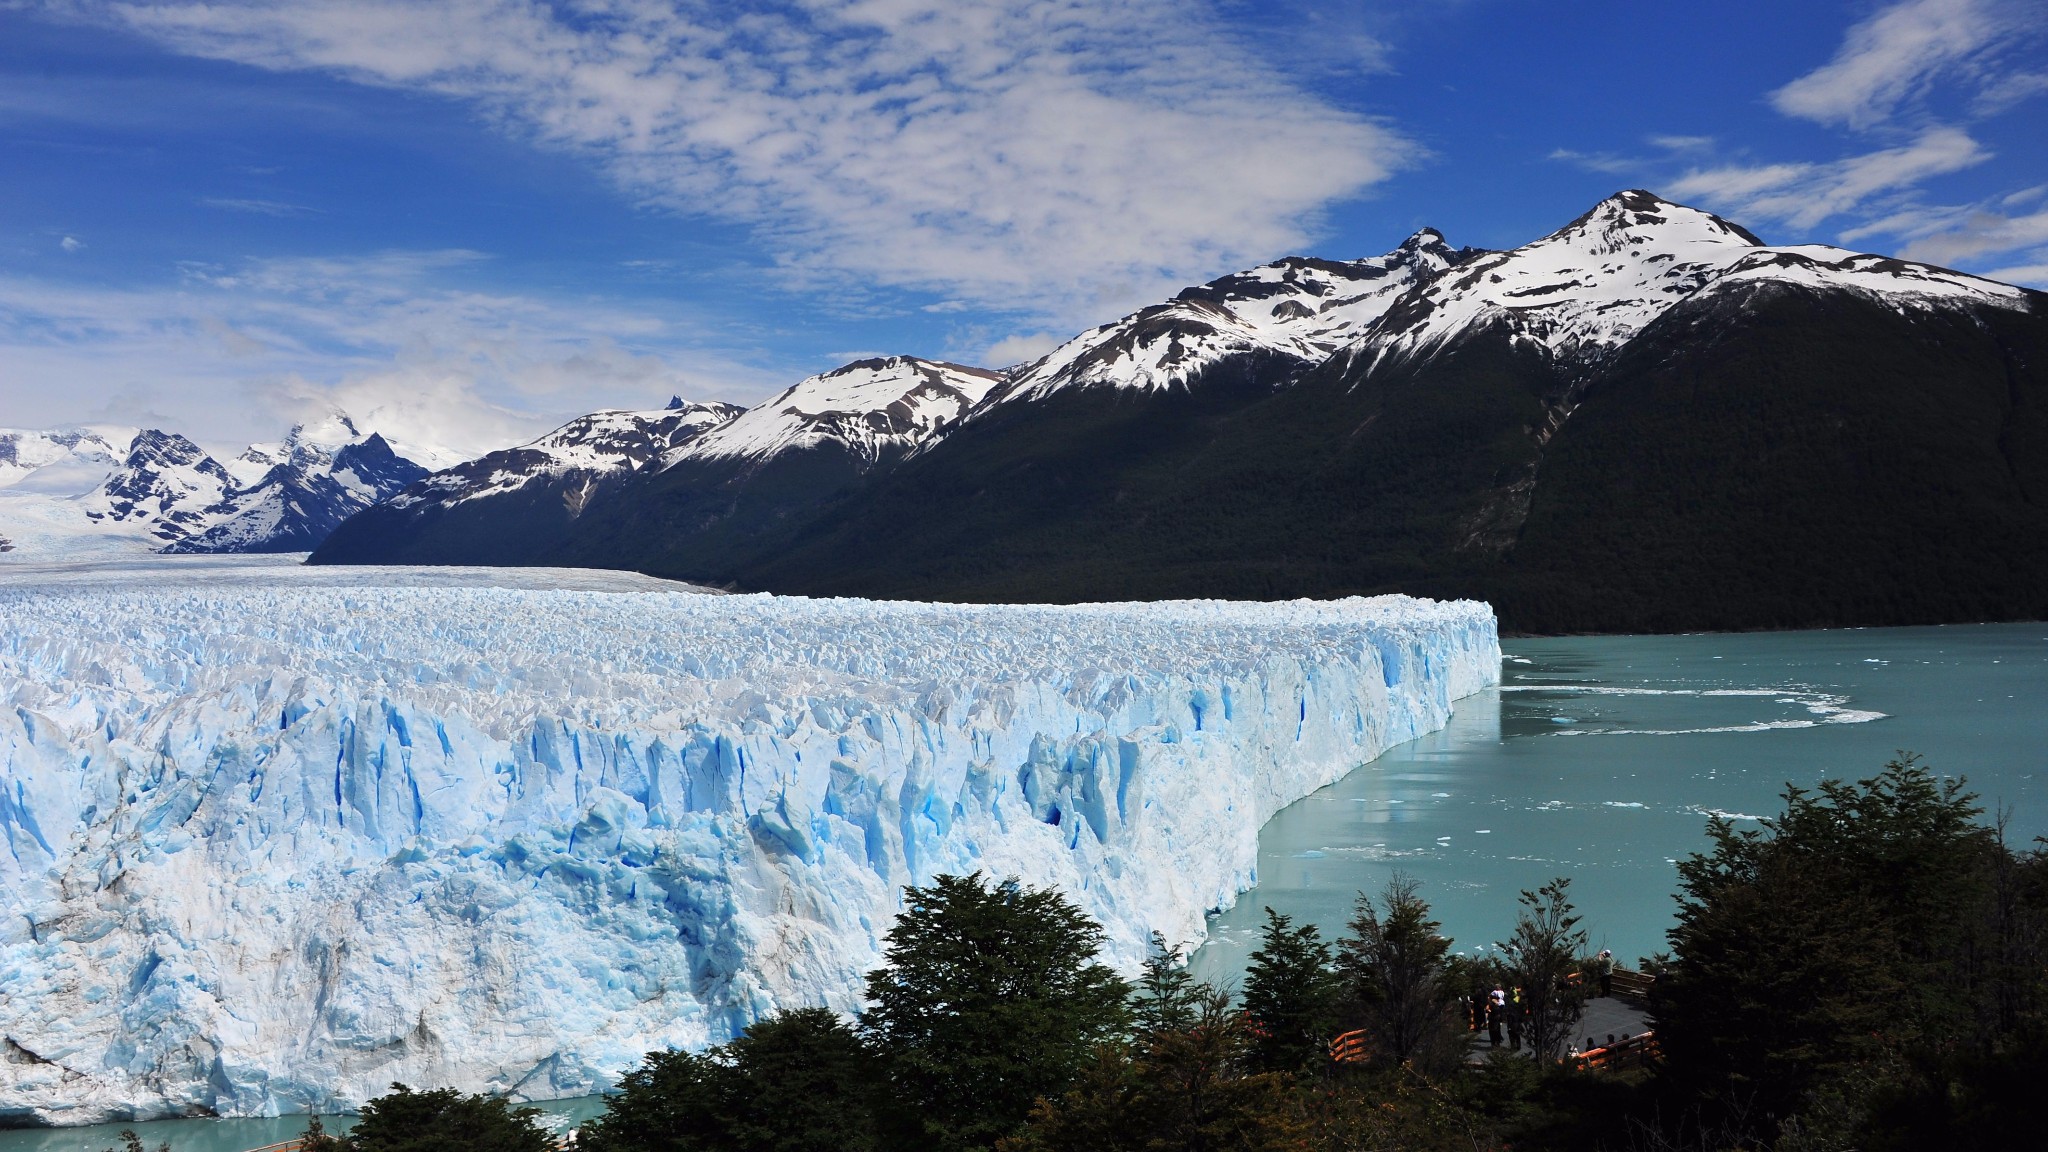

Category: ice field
[0, 560, 1496, 1122]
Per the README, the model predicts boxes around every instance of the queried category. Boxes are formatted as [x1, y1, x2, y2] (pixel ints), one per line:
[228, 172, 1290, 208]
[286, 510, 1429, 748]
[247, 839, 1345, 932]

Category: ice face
[0, 566, 1498, 1124]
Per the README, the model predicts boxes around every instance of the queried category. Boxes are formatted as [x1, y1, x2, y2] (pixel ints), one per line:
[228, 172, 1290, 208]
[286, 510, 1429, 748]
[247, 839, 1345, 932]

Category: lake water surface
[1190, 622, 2048, 987]
[0, 1099, 606, 1152]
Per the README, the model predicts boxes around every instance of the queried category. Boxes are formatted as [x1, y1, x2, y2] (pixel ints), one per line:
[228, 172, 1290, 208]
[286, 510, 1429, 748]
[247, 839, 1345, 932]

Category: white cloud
[1665, 126, 1989, 229]
[59, 236, 84, 252]
[1983, 260, 2048, 287]
[62, 0, 1411, 328]
[983, 330, 1062, 367]
[0, 251, 787, 454]
[1973, 68, 2048, 112]
[1647, 135, 1715, 153]
[202, 197, 321, 216]
[1770, 0, 2003, 128]
[1898, 207, 2048, 265]
[1546, 147, 1635, 176]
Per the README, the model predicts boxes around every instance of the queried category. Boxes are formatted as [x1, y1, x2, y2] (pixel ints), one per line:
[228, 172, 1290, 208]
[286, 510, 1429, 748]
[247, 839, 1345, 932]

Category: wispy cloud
[1546, 147, 1636, 176]
[1549, 0, 2046, 281]
[58, 0, 1412, 331]
[1666, 126, 1990, 230]
[0, 249, 789, 453]
[201, 197, 321, 217]
[1769, 0, 2007, 129]
[1895, 208, 2048, 265]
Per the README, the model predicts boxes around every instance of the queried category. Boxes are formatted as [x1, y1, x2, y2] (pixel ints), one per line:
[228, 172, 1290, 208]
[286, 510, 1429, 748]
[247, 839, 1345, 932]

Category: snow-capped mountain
[308, 400, 742, 567]
[312, 363, 996, 569]
[80, 430, 240, 547]
[162, 432, 430, 554]
[681, 357, 1002, 464]
[1355, 189, 2028, 372]
[382, 398, 742, 517]
[995, 230, 1480, 404]
[0, 426, 135, 492]
[312, 190, 2048, 633]
[0, 414, 463, 558]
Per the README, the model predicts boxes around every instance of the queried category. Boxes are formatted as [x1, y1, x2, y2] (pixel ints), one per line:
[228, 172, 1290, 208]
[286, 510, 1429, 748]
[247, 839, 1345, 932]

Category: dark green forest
[278, 757, 2047, 1152]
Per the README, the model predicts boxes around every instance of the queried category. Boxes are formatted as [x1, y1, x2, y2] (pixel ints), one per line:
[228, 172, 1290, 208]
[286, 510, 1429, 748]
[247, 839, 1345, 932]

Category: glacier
[0, 562, 1498, 1125]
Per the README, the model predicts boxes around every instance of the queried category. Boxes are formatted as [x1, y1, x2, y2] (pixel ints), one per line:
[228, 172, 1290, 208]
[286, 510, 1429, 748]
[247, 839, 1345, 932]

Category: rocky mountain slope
[313, 358, 997, 570]
[314, 192, 2048, 633]
[306, 400, 742, 566]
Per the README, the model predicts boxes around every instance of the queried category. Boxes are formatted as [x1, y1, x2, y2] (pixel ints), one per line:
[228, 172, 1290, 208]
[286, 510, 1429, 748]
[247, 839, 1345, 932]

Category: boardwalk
[1466, 987, 1653, 1064]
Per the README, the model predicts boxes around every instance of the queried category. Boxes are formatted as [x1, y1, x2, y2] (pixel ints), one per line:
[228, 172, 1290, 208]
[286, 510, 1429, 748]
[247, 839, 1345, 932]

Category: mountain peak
[1546, 189, 1763, 253]
[680, 356, 1003, 464]
[1397, 227, 1450, 254]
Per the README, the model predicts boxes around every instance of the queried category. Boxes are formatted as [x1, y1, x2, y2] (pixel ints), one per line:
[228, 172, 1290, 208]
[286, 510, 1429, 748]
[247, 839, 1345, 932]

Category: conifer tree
[861, 873, 1131, 1152]
[340, 1084, 554, 1152]
[579, 1007, 876, 1152]
[1496, 878, 1587, 1061]
[1133, 931, 1202, 1038]
[1337, 873, 1463, 1070]
[1240, 907, 1341, 1073]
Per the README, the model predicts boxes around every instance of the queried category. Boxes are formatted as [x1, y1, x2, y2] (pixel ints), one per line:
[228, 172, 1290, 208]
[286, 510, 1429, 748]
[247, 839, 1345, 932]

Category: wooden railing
[1328, 1028, 1370, 1064]
[240, 1129, 579, 1152]
[1576, 1030, 1658, 1071]
[1610, 969, 1656, 1001]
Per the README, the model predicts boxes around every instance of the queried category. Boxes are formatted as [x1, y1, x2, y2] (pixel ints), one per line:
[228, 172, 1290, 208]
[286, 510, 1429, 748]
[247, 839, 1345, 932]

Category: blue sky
[3, 0, 2044, 453]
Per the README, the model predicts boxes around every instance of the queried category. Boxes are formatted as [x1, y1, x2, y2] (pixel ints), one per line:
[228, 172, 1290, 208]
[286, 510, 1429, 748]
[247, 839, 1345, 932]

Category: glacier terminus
[0, 562, 1498, 1124]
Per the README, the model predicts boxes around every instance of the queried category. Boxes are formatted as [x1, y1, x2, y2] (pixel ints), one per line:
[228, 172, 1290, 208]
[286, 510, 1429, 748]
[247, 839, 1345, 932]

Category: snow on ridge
[0, 427, 135, 492]
[996, 231, 1470, 404]
[1360, 190, 2030, 370]
[679, 357, 1003, 465]
[0, 575, 1497, 1124]
[390, 402, 742, 512]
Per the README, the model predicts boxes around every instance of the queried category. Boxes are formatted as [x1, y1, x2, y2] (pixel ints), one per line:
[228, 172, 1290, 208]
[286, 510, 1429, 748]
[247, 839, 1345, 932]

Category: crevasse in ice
[0, 574, 1497, 1124]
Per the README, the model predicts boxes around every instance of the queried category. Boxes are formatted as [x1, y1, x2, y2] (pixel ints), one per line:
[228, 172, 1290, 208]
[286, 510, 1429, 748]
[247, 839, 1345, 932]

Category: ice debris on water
[0, 574, 1497, 1124]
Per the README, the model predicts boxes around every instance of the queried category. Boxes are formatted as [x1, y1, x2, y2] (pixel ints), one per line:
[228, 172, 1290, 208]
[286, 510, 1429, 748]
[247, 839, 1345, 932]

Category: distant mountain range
[0, 414, 443, 556]
[31, 189, 2046, 633]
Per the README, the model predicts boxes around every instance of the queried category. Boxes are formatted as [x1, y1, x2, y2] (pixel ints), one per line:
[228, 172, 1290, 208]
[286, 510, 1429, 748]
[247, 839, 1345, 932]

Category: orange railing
[1328, 1028, 1371, 1064]
[1577, 1029, 1658, 1071]
[239, 1129, 579, 1152]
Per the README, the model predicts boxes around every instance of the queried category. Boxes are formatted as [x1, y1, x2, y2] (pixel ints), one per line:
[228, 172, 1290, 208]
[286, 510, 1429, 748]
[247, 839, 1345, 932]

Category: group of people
[1471, 985, 1524, 1050]
[1467, 950, 1616, 1052]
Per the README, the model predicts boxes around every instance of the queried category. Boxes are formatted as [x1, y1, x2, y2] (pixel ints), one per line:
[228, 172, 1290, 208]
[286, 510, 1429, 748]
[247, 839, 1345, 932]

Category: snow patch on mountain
[383, 401, 740, 517]
[0, 571, 1496, 1124]
[1360, 190, 2029, 370]
[78, 430, 238, 547]
[0, 427, 136, 493]
[998, 231, 1477, 403]
[0, 414, 479, 558]
[680, 357, 1002, 464]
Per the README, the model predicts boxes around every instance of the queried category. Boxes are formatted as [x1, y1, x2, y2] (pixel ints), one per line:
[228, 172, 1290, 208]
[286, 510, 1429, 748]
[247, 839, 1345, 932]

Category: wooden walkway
[1463, 967, 1657, 1067]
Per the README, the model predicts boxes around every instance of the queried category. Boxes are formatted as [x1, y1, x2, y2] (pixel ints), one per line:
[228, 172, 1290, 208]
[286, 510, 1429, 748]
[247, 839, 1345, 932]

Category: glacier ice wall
[0, 575, 1497, 1124]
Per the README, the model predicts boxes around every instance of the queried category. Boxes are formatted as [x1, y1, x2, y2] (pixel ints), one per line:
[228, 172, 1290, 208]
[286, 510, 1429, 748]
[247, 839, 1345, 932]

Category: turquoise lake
[4, 623, 2042, 1149]
[0, 1099, 607, 1152]
[1190, 622, 2048, 988]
